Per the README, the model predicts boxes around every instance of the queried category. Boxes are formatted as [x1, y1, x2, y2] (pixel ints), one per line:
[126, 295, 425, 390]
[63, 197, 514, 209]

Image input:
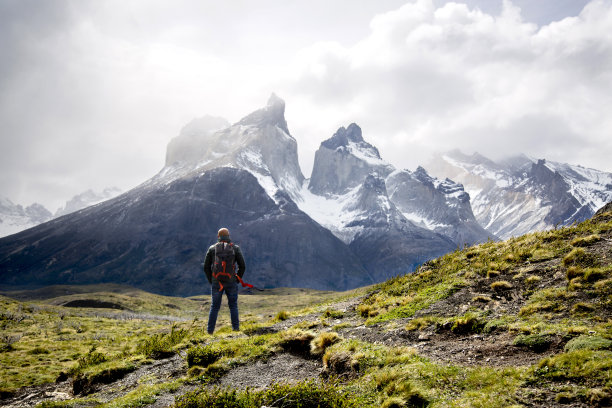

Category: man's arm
[234, 246, 246, 278]
[203, 246, 214, 284]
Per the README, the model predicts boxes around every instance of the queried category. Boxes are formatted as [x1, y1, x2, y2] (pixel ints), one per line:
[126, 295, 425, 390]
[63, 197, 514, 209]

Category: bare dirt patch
[217, 353, 322, 390]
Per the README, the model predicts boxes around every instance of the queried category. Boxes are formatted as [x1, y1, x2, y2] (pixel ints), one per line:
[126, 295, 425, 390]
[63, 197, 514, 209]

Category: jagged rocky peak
[322, 123, 364, 148]
[236, 93, 290, 135]
[309, 123, 393, 195]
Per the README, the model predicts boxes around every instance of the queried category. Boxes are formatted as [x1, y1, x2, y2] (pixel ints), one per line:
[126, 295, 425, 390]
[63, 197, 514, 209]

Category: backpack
[212, 241, 236, 290]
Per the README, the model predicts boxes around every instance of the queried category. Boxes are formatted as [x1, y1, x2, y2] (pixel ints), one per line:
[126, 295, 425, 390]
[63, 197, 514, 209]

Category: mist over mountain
[0, 187, 123, 238]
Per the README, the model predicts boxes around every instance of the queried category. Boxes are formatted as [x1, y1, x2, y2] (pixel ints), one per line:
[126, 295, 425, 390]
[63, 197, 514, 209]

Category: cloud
[0, 0, 609, 211]
[285, 0, 612, 174]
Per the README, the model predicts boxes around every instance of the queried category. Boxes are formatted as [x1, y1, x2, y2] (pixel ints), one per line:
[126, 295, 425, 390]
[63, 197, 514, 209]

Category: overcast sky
[1, 0, 610, 211]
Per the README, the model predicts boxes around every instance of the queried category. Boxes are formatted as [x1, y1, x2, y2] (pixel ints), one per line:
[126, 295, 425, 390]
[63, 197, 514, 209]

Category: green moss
[512, 333, 553, 352]
[564, 335, 612, 352]
[535, 350, 612, 383]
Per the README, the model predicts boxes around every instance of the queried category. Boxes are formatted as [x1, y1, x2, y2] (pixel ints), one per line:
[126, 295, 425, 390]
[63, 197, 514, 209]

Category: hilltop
[1, 204, 611, 407]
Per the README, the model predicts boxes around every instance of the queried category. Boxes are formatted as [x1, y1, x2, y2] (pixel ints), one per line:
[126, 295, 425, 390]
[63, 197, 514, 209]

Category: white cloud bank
[0, 0, 610, 210]
[284, 0, 612, 176]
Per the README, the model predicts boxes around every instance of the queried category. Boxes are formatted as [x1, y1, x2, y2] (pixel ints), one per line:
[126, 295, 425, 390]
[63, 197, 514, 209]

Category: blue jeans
[207, 280, 239, 334]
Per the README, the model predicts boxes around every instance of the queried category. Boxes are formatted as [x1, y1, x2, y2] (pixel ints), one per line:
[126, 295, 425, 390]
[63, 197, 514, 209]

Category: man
[203, 227, 246, 334]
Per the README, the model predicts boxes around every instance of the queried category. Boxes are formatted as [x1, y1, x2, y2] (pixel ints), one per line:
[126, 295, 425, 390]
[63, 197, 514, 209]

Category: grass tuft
[311, 332, 341, 356]
[490, 281, 513, 291]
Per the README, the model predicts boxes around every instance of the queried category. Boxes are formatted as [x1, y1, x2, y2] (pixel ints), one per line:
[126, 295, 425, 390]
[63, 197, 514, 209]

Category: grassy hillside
[1, 205, 610, 407]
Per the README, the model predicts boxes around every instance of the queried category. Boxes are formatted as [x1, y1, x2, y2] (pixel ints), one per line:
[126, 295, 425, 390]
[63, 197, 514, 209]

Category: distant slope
[426, 150, 612, 239]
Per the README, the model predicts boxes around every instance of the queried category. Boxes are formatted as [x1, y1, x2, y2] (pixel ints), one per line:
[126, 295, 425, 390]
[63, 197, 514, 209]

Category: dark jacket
[203, 238, 246, 284]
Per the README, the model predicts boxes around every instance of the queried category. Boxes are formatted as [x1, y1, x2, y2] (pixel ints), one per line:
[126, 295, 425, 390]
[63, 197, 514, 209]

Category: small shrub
[357, 304, 378, 318]
[513, 333, 553, 352]
[451, 313, 484, 334]
[311, 332, 341, 356]
[525, 275, 542, 286]
[568, 277, 583, 291]
[483, 319, 508, 334]
[491, 281, 513, 291]
[555, 392, 576, 403]
[0, 334, 21, 352]
[77, 350, 107, 369]
[571, 234, 601, 247]
[200, 362, 229, 382]
[535, 350, 611, 382]
[564, 335, 612, 352]
[137, 326, 187, 359]
[174, 379, 354, 408]
[186, 345, 223, 368]
[278, 329, 315, 356]
[274, 310, 290, 321]
[187, 366, 205, 378]
[562, 248, 598, 268]
[594, 278, 612, 294]
[323, 350, 359, 377]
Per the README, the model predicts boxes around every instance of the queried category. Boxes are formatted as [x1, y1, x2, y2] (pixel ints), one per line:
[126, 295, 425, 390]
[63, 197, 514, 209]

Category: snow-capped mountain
[157, 93, 304, 201]
[0, 198, 52, 238]
[426, 150, 612, 239]
[308, 123, 393, 195]
[1, 187, 123, 238]
[299, 124, 493, 249]
[0, 95, 370, 295]
[386, 167, 494, 246]
[55, 187, 122, 218]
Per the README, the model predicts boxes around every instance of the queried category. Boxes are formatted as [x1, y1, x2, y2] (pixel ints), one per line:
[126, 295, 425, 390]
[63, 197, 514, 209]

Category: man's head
[218, 228, 230, 239]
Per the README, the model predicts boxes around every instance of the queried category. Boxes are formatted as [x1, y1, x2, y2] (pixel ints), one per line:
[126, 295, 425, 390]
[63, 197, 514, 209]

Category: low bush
[562, 248, 599, 268]
[186, 345, 223, 368]
[482, 319, 508, 334]
[451, 313, 484, 334]
[525, 275, 542, 286]
[512, 333, 553, 352]
[564, 335, 612, 352]
[274, 310, 290, 321]
[136, 326, 187, 359]
[278, 329, 315, 356]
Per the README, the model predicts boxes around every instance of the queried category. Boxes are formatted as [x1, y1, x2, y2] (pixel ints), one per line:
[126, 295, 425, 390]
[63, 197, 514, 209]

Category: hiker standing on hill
[203, 228, 247, 334]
